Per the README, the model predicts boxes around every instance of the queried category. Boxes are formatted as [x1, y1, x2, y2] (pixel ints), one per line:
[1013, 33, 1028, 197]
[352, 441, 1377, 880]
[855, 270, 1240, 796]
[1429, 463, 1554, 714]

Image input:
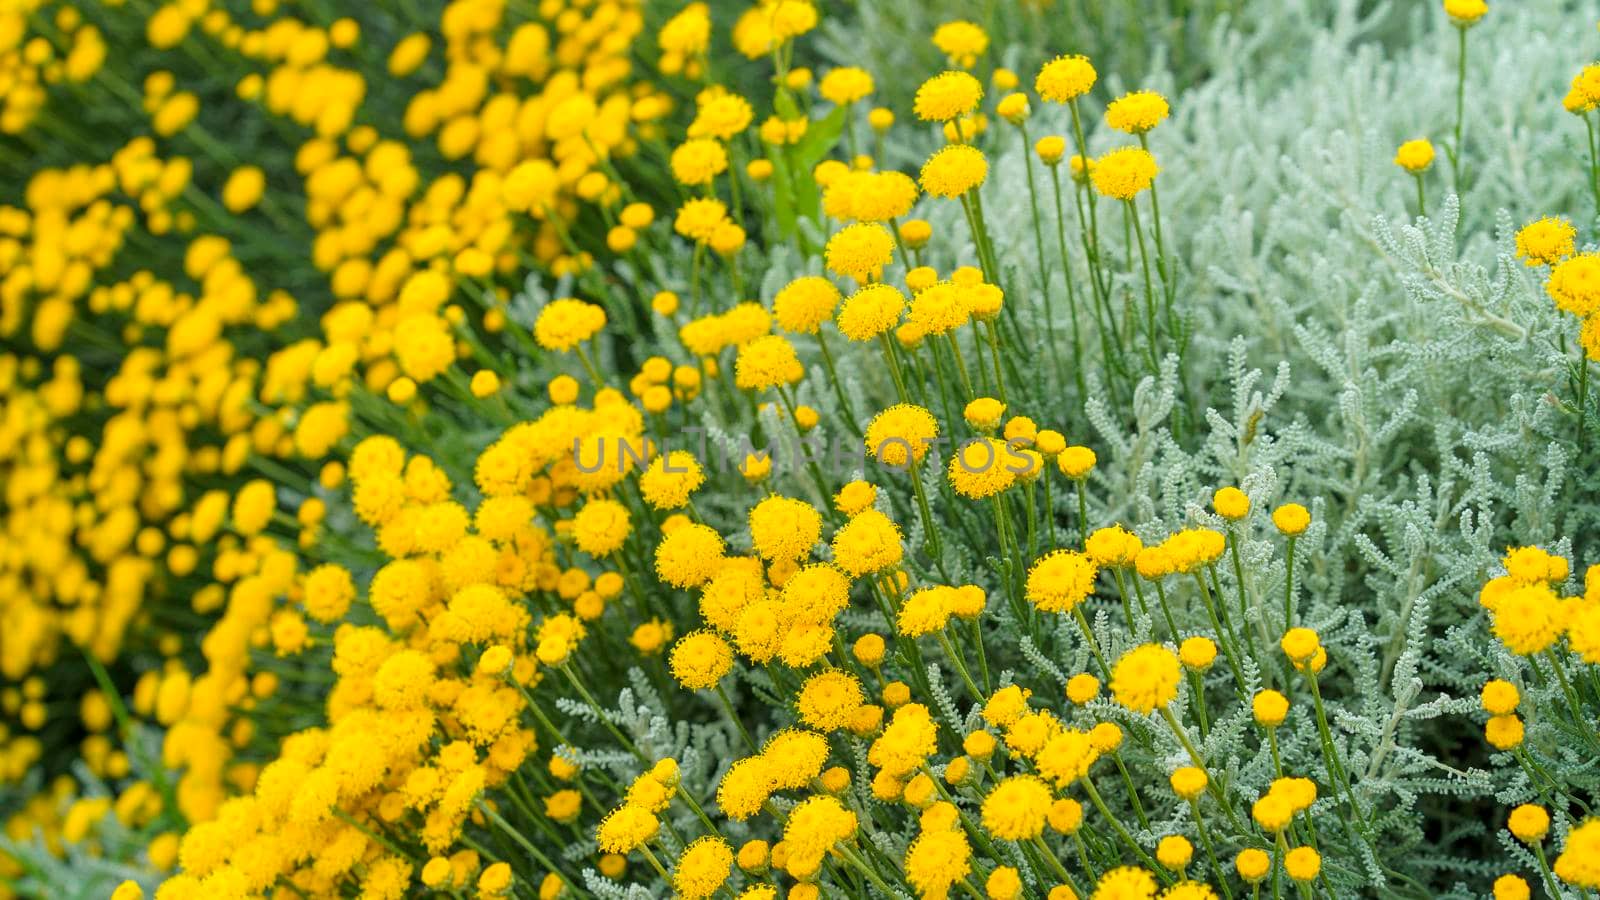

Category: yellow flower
[735, 334, 804, 391]
[905, 827, 972, 898]
[820, 67, 874, 105]
[830, 508, 903, 576]
[669, 630, 734, 690]
[773, 276, 842, 334]
[931, 20, 988, 69]
[1394, 139, 1435, 173]
[1443, 0, 1487, 26]
[1156, 835, 1193, 870]
[981, 775, 1052, 840]
[674, 836, 733, 899]
[866, 404, 939, 468]
[1235, 848, 1271, 883]
[534, 298, 606, 352]
[1105, 91, 1170, 134]
[1091, 146, 1159, 200]
[826, 222, 896, 282]
[1284, 847, 1320, 882]
[1036, 55, 1097, 102]
[1493, 875, 1531, 900]
[914, 71, 983, 122]
[1253, 689, 1289, 727]
[837, 283, 907, 340]
[948, 438, 1018, 499]
[1515, 217, 1576, 267]
[1272, 503, 1311, 535]
[1480, 679, 1519, 715]
[749, 494, 822, 562]
[670, 138, 730, 186]
[1025, 550, 1098, 613]
[1508, 804, 1550, 843]
[221, 165, 266, 212]
[1109, 644, 1181, 714]
[596, 804, 659, 853]
[920, 144, 988, 199]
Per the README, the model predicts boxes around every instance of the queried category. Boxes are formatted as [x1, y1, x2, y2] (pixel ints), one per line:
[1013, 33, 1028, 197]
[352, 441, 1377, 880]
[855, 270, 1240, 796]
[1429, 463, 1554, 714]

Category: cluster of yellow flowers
[4, 1, 1600, 899]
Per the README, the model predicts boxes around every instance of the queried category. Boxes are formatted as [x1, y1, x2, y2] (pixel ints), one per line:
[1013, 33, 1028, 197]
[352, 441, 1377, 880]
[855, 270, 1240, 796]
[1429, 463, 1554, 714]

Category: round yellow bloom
[669, 630, 734, 690]
[773, 276, 841, 334]
[837, 283, 907, 341]
[1553, 819, 1600, 888]
[1036, 55, 1097, 102]
[1091, 146, 1159, 200]
[797, 670, 864, 732]
[655, 523, 725, 587]
[1548, 253, 1600, 318]
[1443, 0, 1487, 26]
[1509, 804, 1549, 843]
[948, 438, 1018, 499]
[1493, 874, 1531, 900]
[1253, 689, 1289, 727]
[735, 334, 804, 391]
[1025, 550, 1098, 613]
[1058, 445, 1097, 479]
[826, 222, 896, 282]
[596, 804, 659, 853]
[1515, 217, 1576, 267]
[674, 836, 733, 899]
[1485, 713, 1524, 750]
[981, 775, 1052, 840]
[671, 138, 729, 186]
[534, 298, 606, 352]
[820, 67, 874, 105]
[1105, 91, 1169, 134]
[831, 509, 903, 576]
[920, 144, 988, 198]
[1090, 867, 1156, 898]
[1272, 503, 1311, 535]
[1235, 848, 1271, 883]
[1156, 835, 1193, 870]
[914, 71, 983, 122]
[1480, 679, 1520, 715]
[1109, 644, 1181, 714]
[1170, 767, 1208, 801]
[1213, 486, 1249, 519]
[905, 828, 972, 898]
[1490, 584, 1562, 655]
[748, 494, 822, 562]
[1394, 139, 1435, 173]
[641, 451, 706, 511]
[1066, 673, 1100, 705]
[222, 165, 266, 212]
[866, 404, 939, 468]
[1178, 636, 1216, 671]
[1284, 847, 1320, 882]
[1280, 627, 1321, 663]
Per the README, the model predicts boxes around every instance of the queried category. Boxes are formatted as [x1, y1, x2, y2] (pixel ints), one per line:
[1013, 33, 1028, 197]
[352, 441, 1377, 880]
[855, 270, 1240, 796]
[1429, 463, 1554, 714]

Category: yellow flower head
[920, 144, 988, 198]
[866, 404, 939, 468]
[1110, 643, 1181, 714]
[914, 70, 984, 123]
[1036, 54, 1097, 102]
[1105, 91, 1170, 134]
[1091, 146, 1159, 200]
[1515, 217, 1577, 267]
[980, 775, 1052, 840]
[826, 222, 896, 282]
[1025, 550, 1098, 613]
[1443, 0, 1487, 26]
[932, 20, 988, 69]
[1394, 139, 1435, 174]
